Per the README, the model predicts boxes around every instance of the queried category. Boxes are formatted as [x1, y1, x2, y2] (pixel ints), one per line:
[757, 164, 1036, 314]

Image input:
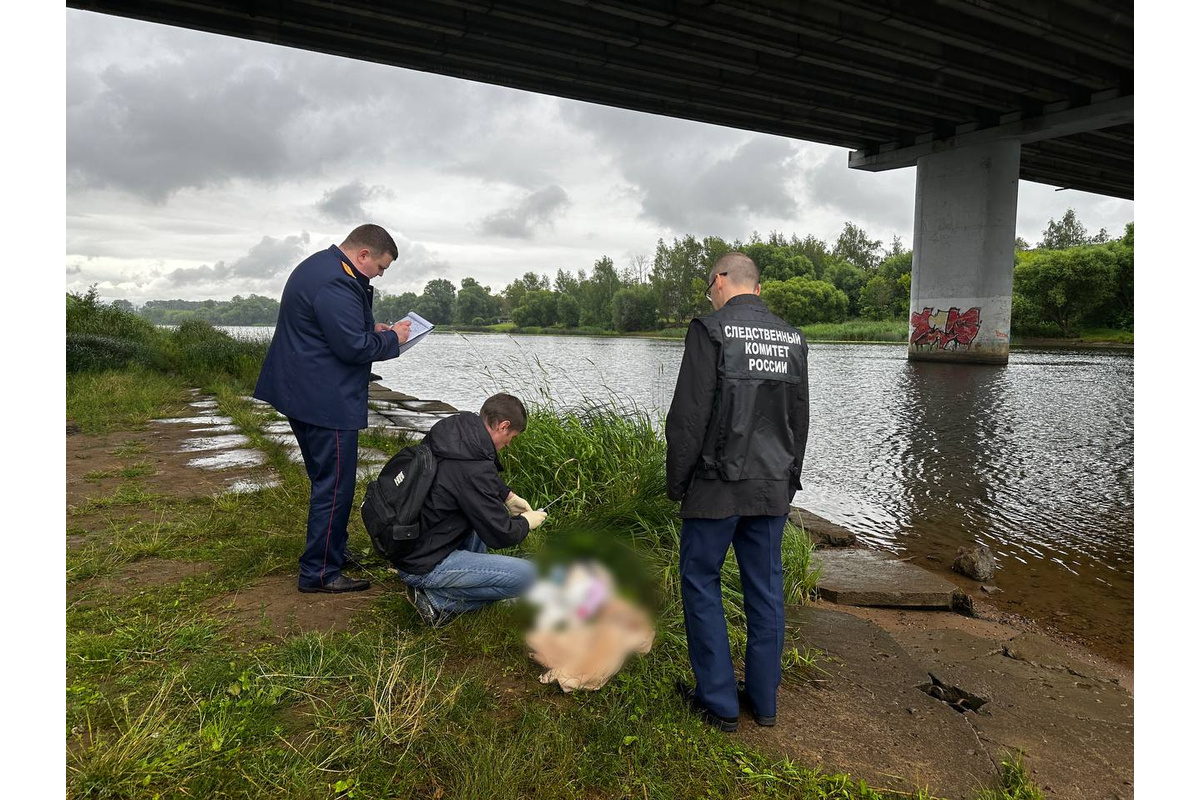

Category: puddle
[193, 424, 239, 434]
[359, 448, 390, 463]
[222, 475, 281, 494]
[186, 450, 267, 469]
[179, 434, 251, 452]
[154, 416, 234, 426]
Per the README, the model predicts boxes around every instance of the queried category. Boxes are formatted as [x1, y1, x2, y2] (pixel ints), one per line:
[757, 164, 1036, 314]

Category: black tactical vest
[695, 296, 808, 483]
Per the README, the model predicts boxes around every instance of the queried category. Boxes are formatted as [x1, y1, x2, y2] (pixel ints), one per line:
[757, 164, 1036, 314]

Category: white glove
[521, 510, 548, 531]
[505, 493, 533, 516]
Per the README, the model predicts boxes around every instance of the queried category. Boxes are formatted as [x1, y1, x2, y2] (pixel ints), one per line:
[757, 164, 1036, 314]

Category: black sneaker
[402, 584, 458, 628]
[676, 681, 738, 733]
[736, 680, 777, 727]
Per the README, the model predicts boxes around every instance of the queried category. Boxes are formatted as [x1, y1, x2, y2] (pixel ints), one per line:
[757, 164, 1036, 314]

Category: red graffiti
[910, 307, 982, 349]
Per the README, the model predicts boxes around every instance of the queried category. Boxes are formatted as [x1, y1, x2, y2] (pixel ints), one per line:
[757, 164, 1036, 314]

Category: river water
[226, 327, 1135, 664]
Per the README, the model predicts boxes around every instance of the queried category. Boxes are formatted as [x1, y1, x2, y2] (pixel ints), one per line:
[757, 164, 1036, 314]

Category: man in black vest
[665, 251, 809, 732]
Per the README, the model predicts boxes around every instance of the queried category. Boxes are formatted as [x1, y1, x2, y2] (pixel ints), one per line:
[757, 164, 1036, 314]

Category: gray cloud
[66, 264, 82, 275]
[67, 56, 308, 202]
[805, 150, 915, 233]
[563, 103, 800, 235]
[316, 181, 394, 223]
[167, 232, 310, 285]
[478, 185, 570, 238]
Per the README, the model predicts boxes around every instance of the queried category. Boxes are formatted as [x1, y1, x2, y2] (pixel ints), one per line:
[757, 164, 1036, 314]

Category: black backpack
[361, 443, 438, 560]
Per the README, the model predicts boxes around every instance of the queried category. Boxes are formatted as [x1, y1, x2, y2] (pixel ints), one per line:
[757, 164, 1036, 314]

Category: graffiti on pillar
[910, 307, 982, 350]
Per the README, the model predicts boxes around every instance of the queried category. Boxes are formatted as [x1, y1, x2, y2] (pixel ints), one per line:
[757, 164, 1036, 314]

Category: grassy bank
[65, 298, 1045, 798]
[442, 317, 1132, 348]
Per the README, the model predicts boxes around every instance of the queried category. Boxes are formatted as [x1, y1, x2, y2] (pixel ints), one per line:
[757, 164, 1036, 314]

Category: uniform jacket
[665, 294, 809, 519]
[254, 245, 401, 429]
[389, 411, 531, 575]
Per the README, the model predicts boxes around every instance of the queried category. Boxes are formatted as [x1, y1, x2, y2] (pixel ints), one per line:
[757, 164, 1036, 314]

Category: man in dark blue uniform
[255, 224, 413, 593]
[665, 251, 809, 732]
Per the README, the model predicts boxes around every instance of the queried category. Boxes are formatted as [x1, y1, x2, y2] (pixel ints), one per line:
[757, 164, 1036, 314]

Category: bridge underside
[69, 0, 1132, 199]
[69, 1, 1134, 365]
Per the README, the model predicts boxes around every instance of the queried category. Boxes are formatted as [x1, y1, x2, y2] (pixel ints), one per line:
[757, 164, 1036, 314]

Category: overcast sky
[66, 10, 1135, 304]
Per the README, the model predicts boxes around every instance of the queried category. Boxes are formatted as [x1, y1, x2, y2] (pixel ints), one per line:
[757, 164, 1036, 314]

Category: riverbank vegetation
[64, 301, 1049, 797]
[112, 211, 1131, 346]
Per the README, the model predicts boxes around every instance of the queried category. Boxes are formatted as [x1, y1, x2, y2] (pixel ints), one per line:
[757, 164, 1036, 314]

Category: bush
[66, 334, 162, 373]
[760, 277, 850, 326]
[167, 319, 269, 386]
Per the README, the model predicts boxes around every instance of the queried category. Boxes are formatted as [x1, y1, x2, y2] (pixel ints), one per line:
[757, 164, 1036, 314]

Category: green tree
[454, 278, 498, 325]
[557, 293, 580, 328]
[1013, 245, 1116, 335]
[417, 278, 457, 325]
[650, 236, 705, 325]
[832, 221, 883, 272]
[502, 272, 550, 316]
[1038, 208, 1108, 250]
[822, 260, 868, 316]
[612, 285, 658, 332]
[512, 290, 559, 328]
[760, 277, 849, 326]
[579, 256, 621, 329]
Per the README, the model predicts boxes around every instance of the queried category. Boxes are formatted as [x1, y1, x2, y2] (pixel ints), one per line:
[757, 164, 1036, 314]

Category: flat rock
[885, 627, 1133, 799]
[740, 605, 997, 799]
[368, 385, 418, 403]
[815, 549, 957, 608]
[788, 507, 856, 547]
[400, 399, 458, 414]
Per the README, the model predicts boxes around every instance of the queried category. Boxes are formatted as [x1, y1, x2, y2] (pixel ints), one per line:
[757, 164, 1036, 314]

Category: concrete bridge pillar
[909, 140, 1020, 365]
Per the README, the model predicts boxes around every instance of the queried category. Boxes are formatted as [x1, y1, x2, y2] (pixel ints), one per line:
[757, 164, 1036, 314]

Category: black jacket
[665, 294, 809, 519]
[388, 412, 530, 574]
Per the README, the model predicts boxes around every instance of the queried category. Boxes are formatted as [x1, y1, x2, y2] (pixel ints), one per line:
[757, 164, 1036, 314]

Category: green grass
[801, 319, 910, 342]
[65, 313, 1033, 798]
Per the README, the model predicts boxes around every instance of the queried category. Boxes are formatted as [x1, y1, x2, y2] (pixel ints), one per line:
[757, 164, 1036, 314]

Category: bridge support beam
[908, 140, 1020, 365]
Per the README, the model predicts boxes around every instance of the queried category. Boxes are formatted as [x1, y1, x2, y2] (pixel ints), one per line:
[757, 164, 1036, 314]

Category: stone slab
[815, 549, 957, 608]
[399, 399, 458, 414]
[739, 605, 997, 799]
[368, 385, 418, 403]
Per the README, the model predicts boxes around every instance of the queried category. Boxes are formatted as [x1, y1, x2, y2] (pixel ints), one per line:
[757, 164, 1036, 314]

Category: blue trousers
[680, 514, 786, 719]
[393, 532, 536, 615]
[289, 419, 359, 588]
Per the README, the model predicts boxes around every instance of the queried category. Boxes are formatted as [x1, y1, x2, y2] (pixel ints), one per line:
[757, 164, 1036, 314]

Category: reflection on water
[224, 327, 1134, 662]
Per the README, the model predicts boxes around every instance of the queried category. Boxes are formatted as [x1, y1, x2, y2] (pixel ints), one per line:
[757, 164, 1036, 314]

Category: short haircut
[342, 224, 399, 261]
[480, 393, 528, 432]
[710, 251, 760, 288]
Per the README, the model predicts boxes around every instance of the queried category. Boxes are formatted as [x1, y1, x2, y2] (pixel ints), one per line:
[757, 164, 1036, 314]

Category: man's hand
[520, 510, 547, 531]
[504, 492, 533, 517]
[390, 319, 412, 344]
[374, 323, 390, 333]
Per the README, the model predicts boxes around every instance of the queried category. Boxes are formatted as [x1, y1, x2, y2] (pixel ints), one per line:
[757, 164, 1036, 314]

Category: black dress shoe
[676, 681, 738, 733]
[736, 680, 776, 727]
[298, 575, 371, 594]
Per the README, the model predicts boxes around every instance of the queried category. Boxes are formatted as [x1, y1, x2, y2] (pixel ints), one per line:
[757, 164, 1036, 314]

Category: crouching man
[391, 393, 547, 627]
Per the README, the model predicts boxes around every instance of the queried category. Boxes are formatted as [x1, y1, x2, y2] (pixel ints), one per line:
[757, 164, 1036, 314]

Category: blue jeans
[393, 533, 536, 615]
[680, 514, 786, 719]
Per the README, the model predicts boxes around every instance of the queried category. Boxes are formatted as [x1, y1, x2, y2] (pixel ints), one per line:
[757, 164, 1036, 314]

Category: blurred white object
[525, 561, 654, 692]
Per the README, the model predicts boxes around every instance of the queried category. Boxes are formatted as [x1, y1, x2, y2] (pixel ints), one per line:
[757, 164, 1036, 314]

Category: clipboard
[395, 311, 434, 355]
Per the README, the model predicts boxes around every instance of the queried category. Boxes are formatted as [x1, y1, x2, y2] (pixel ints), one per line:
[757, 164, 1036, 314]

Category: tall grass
[66, 289, 270, 390]
[500, 401, 820, 654]
[802, 318, 909, 342]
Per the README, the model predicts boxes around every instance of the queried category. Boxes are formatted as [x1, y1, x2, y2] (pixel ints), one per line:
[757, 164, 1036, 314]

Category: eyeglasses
[705, 272, 728, 302]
